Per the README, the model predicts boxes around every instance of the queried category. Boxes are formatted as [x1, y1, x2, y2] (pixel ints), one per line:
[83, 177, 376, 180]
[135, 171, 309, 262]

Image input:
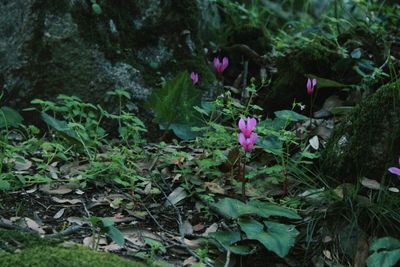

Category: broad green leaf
[212, 198, 257, 219]
[306, 74, 349, 88]
[209, 231, 241, 248]
[213, 198, 301, 220]
[274, 110, 308, 122]
[228, 245, 255, 255]
[257, 118, 287, 131]
[248, 200, 301, 220]
[370, 237, 400, 252]
[169, 123, 199, 140]
[238, 218, 299, 258]
[100, 217, 114, 228]
[41, 113, 80, 142]
[107, 226, 125, 246]
[258, 135, 283, 153]
[367, 250, 400, 267]
[0, 107, 23, 128]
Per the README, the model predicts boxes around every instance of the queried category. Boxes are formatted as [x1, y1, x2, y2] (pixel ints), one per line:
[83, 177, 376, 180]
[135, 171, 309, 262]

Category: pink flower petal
[238, 119, 246, 133]
[312, 78, 317, 87]
[246, 117, 257, 132]
[213, 58, 221, 71]
[249, 132, 258, 144]
[238, 133, 246, 147]
[388, 167, 400, 175]
[222, 57, 229, 72]
[190, 72, 198, 85]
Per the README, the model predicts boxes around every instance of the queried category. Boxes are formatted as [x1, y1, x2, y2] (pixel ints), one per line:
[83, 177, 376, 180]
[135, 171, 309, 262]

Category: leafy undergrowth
[0, 89, 399, 266]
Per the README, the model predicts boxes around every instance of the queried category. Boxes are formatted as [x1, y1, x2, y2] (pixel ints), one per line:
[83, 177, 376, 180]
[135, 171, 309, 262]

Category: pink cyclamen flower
[388, 158, 400, 175]
[238, 117, 257, 152]
[213, 57, 229, 74]
[238, 117, 257, 138]
[307, 78, 317, 95]
[190, 72, 199, 85]
[239, 132, 258, 153]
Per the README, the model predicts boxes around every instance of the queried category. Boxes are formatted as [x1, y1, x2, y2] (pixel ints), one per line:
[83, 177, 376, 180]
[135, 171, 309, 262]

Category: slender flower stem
[242, 153, 247, 202]
[309, 93, 313, 128]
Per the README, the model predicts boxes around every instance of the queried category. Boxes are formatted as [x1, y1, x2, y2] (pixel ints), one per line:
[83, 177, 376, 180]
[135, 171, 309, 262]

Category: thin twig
[224, 250, 231, 267]
[44, 224, 81, 239]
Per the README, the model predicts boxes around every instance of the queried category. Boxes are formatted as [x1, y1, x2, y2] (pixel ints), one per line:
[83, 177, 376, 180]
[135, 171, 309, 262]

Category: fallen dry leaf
[67, 217, 89, 226]
[103, 243, 123, 252]
[13, 157, 32, 171]
[183, 256, 199, 266]
[25, 217, 45, 235]
[361, 178, 381, 190]
[192, 223, 205, 232]
[164, 187, 187, 207]
[83, 235, 107, 249]
[51, 196, 82, 204]
[204, 182, 225, 194]
[40, 183, 79, 195]
[182, 220, 193, 236]
[53, 208, 65, 219]
[202, 223, 218, 237]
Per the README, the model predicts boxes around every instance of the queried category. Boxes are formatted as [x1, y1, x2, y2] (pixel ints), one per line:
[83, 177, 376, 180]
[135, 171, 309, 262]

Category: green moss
[265, 40, 341, 112]
[321, 81, 400, 181]
[0, 230, 147, 267]
[0, 230, 59, 251]
[0, 246, 147, 267]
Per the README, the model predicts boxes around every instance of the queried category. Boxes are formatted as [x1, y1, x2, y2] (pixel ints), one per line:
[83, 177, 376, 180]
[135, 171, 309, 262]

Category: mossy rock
[321, 81, 400, 182]
[262, 37, 343, 113]
[0, 230, 147, 267]
[1, 0, 211, 109]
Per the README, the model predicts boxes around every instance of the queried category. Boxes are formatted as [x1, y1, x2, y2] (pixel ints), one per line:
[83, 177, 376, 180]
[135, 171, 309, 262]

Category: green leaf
[247, 200, 301, 220]
[0, 179, 11, 190]
[148, 72, 203, 137]
[92, 3, 102, 15]
[306, 74, 349, 88]
[228, 244, 255, 255]
[274, 110, 308, 122]
[209, 231, 241, 248]
[99, 217, 114, 228]
[258, 135, 283, 153]
[370, 237, 400, 252]
[213, 198, 300, 220]
[212, 198, 257, 219]
[169, 123, 200, 140]
[107, 226, 125, 246]
[0, 107, 23, 128]
[367, 238, 400, 267]
[41, 113, 80, 143]
[238, 218, 299, 258]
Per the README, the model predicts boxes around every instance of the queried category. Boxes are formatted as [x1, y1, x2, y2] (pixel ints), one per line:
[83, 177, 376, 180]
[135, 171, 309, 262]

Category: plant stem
[242, 154, 247, 202]
[309, 93, 313, 128]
